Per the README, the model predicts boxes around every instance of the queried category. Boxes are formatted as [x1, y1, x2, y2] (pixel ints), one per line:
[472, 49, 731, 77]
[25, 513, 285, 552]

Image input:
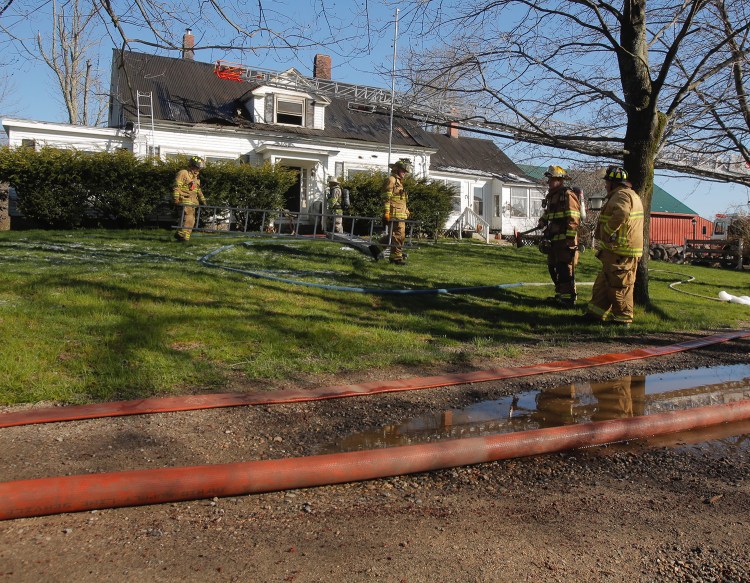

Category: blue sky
[2, 2, 748, 220]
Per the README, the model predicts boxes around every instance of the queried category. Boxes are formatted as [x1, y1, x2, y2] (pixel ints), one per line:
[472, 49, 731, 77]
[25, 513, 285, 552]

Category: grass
[0, 228, 748, 405]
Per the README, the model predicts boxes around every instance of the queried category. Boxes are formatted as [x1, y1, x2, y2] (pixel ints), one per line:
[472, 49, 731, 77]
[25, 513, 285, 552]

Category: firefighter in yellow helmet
[584, 166, 644, 325]
[537, 165, 581, 307]
[378, 158, 412, 264]
[173, 155, 206, 241]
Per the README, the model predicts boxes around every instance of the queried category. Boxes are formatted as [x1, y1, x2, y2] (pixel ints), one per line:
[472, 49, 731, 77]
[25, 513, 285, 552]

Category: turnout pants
[176, 205, 197, 241]
[547, 242, 578, 301]
[377, 220, 406, 261]
[587, 249, 639, 323]
[390, 220, 406, 261]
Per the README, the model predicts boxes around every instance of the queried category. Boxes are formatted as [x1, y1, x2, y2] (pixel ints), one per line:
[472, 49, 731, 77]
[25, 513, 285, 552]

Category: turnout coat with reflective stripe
[173, 169, 205, 206]
[595, 185, 644, 257]
[383, 173, 409, 220]
[540, 186, 581, 243]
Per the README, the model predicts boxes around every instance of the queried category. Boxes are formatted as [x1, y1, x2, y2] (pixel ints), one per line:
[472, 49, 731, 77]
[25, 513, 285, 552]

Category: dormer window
[275, 96, 305, 126]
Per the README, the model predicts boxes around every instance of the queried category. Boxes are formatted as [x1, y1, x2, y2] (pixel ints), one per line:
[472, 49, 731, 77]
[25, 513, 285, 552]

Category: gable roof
[111, 50, 529, 179]
[516, 164, 547, 181]
[112, 51, 252, 126]
[422, 132, 534, 182]
[651, 184, 697, 214]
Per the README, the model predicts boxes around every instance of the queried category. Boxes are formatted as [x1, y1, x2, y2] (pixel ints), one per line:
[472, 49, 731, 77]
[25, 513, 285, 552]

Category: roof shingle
[112, 50, 528, 178]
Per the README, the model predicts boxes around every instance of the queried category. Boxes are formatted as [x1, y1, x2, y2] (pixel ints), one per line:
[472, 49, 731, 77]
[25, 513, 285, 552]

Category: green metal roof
[517, 164, 547, 181]
[517, 164, 697, 215]
[651, 184, 696, 214]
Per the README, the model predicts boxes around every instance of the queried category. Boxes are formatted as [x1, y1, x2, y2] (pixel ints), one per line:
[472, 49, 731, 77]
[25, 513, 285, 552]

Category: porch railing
[175, 204, 419, 250]
[446, 207, 490, 243]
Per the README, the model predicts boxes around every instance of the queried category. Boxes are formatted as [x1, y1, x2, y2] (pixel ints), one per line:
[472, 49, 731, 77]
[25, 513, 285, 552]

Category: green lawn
[1, 229, 748, 405]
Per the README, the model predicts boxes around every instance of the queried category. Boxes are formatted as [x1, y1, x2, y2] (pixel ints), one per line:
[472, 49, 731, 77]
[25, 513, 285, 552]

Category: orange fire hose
[1, 399, 749, 521]
[2, 330, 749, 429]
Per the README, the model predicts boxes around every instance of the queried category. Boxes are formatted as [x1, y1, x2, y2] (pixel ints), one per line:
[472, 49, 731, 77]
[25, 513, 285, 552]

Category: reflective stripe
[597, 242, 642, 256]
[596, 206, 643, 256]
[610, 315, 633, 323]
[544, 210, 580, 219]
[587, 304, 607, 317]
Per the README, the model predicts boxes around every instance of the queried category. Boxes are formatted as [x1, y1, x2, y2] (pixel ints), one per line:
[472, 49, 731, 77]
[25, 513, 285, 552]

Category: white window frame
[473, 185, 485, 216]
[443, 179, 462, 212]
[275, 96, 305, 126]
[530, 188, 545, 218]
[510, 187, 528, 217]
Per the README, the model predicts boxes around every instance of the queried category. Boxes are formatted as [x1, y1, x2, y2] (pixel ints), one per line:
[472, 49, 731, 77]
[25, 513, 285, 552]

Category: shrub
[0, 148, 298, 230]
[83, 150, 166, 227]
[201, 161, 297, 230]
[342, 170, 454, 236]
[7, 148, 92, 228]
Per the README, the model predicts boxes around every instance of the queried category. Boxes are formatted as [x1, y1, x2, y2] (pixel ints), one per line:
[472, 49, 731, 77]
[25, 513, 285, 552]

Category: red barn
[649, 185, 712, 245]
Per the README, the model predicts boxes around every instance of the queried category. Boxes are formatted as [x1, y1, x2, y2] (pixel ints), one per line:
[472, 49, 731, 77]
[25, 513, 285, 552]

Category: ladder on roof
[212, 61, 750, 185]
[136, 91, 156, 156]
[215, 61, 394, 106]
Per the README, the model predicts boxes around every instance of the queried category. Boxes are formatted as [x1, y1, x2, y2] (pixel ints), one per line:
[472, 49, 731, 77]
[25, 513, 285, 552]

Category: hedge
[0, 148, 455, 233]
[0, 148, 297, 229]
[342, 171, 455, 236]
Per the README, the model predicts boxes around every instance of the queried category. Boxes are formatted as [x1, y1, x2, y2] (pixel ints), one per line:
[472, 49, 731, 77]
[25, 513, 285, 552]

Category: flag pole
[387, 8, 400, 169]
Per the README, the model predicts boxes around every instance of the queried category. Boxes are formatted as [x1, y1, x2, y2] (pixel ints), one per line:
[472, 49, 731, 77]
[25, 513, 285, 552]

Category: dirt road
[1, 333, 749, 582]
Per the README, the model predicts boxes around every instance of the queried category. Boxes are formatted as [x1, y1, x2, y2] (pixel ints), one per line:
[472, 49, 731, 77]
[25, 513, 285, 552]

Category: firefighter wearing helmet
[173, 155, 207, 241]
[584, 166, 644, 325]
[537, 164, 581, 308]
[375, 158, 412, 264]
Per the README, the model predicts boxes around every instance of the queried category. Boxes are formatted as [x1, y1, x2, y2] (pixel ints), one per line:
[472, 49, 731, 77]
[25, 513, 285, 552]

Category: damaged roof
[111, 50, 528, 179]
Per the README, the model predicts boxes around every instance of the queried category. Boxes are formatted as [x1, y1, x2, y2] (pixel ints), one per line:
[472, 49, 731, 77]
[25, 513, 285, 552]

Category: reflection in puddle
[320, 364, 750, 454]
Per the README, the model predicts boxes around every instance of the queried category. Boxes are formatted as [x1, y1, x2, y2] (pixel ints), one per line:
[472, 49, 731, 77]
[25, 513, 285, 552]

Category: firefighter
[537, 165, 581, 307]
[173, 156, 206, 241]
[585, 166, 645, 325]
[378, 158, 412, 264]
[326, 178, 344, 234]
[590, 375, 646, 422]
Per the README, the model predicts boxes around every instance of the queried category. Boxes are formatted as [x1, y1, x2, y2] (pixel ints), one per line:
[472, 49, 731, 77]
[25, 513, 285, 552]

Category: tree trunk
[624, 109, 667, 305]
[618, 0, 667, 307]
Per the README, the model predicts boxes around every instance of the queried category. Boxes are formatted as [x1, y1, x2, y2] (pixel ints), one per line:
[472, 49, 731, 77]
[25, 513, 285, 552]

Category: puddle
[321, 364, 750, 454]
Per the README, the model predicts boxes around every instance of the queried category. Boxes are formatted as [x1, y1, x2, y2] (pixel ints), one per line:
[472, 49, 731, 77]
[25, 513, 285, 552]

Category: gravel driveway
[1, 332, 749, 582]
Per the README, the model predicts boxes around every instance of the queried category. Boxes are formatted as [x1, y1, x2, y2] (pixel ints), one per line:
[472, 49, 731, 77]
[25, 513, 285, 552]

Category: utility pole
[387, 8, 400, 169]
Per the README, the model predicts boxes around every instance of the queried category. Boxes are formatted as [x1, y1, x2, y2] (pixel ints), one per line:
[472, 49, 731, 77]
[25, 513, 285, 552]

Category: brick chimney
[448, 121, 460, 138]
[313, 54, 332, 80]
[182, 29, 195, 60]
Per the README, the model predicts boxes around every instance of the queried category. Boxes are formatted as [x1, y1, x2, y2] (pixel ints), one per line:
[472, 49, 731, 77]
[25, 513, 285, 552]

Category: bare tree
[0, 0, 377, 124]
[682, 0, 750, 169]
[35, 0, 106, 125]
[396, 0, 750, 302]
[0, 0, 374, 62]
[0, 72, 18, 120]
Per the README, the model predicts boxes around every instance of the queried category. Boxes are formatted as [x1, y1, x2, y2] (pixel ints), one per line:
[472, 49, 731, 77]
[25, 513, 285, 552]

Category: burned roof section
[112, 50, 255, 125]
[110, 49, 529, 178]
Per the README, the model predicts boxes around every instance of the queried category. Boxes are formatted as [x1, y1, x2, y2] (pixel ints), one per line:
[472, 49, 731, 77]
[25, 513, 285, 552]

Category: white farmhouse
[3, 37, 543, 235]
